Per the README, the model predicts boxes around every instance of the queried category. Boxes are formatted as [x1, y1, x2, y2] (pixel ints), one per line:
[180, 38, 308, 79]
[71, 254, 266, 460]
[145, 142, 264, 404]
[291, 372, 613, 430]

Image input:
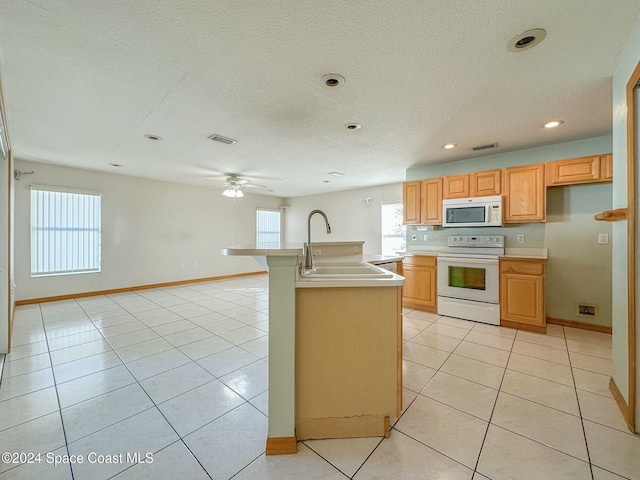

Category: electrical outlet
[193, 262, 197, 268]
[598, 233, 609, 245]
[313, 248, 322, 255]
[352, 246, 359, 253]
[423, 234, 430, 241]
[516, 234, 525, 243]
[180, 263, 184, 269]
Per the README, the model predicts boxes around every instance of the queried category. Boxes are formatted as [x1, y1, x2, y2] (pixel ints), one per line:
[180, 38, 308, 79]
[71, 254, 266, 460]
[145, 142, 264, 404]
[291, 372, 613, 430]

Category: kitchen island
[221, 242, 404, 453]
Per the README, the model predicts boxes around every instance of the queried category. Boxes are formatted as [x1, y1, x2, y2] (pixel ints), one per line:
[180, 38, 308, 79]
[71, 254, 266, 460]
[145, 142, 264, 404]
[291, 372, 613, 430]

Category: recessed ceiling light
[144, 134, 162, 141]
[328, 171, 345, 176]
[322, 180, 331, 183]
[544, 120, 564, 128]
[345, 123, 361, 130]
[443, 143, 456, 149]
[109, 163, 123, 167]
[322, 73, 345, 88]
[507, 28, 547, 52]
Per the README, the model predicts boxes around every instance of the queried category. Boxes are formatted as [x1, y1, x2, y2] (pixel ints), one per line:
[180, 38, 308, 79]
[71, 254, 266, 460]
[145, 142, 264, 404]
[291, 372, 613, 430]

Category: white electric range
[437, 235, 504, 325]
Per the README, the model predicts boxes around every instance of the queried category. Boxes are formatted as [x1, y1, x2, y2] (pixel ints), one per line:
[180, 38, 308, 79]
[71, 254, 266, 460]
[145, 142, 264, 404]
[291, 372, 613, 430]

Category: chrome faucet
[304, 209, 331, 270]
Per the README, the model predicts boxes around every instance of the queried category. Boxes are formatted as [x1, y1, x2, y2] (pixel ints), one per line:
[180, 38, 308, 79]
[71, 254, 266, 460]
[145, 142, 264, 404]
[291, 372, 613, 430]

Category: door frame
[624, 60, 639, 431]
[0, 77, 11, 353]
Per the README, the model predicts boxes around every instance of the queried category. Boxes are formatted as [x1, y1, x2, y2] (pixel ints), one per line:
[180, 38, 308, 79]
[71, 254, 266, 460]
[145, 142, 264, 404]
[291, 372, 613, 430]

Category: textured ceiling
[1, 0, 639, 197]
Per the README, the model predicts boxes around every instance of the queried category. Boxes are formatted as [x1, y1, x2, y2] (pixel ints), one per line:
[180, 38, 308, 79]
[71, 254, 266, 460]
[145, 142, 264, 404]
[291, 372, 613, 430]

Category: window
[381, 202, 406, 256]
[256, 208, 281, 246]
[31, 186, 101, 276]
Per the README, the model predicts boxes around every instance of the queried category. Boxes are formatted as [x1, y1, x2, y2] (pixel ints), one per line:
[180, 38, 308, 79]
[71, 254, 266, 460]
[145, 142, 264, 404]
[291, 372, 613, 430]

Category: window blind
[256, 208, 281, 246]
[30, 186, 102, 276]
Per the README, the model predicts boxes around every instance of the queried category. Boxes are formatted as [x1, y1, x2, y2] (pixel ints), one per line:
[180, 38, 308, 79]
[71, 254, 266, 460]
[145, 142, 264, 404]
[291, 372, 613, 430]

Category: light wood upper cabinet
[402, 181, 421, 225]
[500, 258, 546, 333]
[504, 163, 546, 223]
[443, 174, 470, 199]
[545, 154, 613, 186]
[470, 169, 501, 197]
[600, 154, 613, 180]
[420, 178, 443, 224]
[403, 178, 443, 225]
[401, 255, 437, 312]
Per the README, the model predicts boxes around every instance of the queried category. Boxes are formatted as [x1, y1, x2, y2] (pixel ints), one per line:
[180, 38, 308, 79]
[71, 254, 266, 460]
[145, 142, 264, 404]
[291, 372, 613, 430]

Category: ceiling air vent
[472, 143, 497, 151]
[208, 134, 237, 145]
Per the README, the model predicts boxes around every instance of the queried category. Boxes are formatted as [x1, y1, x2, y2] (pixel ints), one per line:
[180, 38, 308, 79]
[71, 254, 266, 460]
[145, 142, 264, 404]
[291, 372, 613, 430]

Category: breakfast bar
[221, 242, 404, 454]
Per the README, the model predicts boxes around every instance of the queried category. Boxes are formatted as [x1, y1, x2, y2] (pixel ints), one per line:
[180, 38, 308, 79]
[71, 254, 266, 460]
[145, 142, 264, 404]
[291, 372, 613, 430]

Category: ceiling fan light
[222, 185, 244, 198]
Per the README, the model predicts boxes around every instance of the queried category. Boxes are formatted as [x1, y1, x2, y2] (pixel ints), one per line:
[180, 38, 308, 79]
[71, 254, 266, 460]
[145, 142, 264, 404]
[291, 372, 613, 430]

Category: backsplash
[405, 223, 546, 249]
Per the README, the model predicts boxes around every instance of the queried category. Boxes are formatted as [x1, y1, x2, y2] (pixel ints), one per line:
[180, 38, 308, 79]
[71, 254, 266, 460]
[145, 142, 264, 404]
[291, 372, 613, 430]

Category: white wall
[612, 11, 640, 425]
[14, 159, 284, 301]
[284, 183, 402, 255]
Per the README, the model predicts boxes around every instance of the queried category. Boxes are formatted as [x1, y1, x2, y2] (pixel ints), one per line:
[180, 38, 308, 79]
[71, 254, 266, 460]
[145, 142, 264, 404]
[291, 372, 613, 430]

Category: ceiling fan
[205, 173, 273, 198]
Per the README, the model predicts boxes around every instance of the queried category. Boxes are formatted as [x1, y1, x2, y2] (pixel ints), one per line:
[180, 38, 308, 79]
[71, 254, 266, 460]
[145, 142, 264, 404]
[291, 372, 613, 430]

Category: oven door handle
[437, 257, 499, 265]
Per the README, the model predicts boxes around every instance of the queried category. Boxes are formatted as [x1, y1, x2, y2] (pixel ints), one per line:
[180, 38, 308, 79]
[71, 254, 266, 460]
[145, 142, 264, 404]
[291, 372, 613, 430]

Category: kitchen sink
[300, 262, 394, 279]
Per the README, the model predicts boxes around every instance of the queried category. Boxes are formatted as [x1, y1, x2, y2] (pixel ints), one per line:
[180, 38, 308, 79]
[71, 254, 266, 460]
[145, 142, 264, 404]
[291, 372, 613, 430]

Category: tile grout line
[563, 326, 596, 480]
[38, 302, 76, 480]
[469, 322, 517, 477]
[70, 283, 270, 477]
[73, 296, 218, 480]
[392, 316, 489, 474]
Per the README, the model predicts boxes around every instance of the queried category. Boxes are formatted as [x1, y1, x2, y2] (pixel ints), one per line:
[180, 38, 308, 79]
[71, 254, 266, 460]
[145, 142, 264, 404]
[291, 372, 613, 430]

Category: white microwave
[442, 195, 503, 227]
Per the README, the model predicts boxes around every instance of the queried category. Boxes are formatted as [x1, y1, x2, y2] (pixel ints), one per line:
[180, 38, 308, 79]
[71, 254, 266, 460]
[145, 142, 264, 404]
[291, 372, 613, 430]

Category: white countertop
[502, 248, 548, 259]
[295, 271, 405, 288]
[402, 246, 447, 256]
[362, 254, 404, 264]
[221, 243, 304, 256]
[401, 246, 548, 260]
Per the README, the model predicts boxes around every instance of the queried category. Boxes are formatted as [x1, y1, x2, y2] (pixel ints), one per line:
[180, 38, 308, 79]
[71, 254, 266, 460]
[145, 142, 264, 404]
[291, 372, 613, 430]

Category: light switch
[598, 233, 609, 245]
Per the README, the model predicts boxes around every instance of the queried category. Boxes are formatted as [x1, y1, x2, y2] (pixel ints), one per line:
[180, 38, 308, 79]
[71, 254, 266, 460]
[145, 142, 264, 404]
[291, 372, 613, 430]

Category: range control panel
[447, 235, 505, 248]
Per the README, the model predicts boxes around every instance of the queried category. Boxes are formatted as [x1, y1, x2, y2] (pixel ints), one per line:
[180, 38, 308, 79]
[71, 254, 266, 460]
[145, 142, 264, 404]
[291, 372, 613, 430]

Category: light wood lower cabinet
[295, 286, 402, 439]
[500, 258, 546, 333]
[401, 255, 437, 312]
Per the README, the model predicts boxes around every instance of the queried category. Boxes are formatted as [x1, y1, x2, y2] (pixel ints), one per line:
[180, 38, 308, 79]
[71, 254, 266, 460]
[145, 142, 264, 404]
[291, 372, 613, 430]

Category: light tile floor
[1, 274, 639, 479]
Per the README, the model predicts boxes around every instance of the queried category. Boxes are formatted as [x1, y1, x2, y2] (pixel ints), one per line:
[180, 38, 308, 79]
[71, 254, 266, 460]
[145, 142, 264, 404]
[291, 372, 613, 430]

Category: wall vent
[208, 134, 237, 145]
[472, 143, 497, 151]
[576, 303, 597, 317]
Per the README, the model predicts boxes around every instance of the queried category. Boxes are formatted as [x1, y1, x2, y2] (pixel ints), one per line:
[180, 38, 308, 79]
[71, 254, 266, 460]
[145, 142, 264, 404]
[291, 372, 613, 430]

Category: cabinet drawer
[402, 255, 437, 267]
[500, 259, 545, 275]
